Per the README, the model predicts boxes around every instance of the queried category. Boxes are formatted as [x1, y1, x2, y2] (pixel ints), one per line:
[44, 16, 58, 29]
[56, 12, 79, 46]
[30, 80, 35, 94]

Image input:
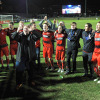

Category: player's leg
[72, 49, 78, 73]
[48, 47, 54, 70]
[57, 60, 61, 72]
[82, 51, 88, 76]
[0, 48, 4, 68]
[65, 50, 72, 75]
[10, 45, 16, 69]
[45, 57, 50, 70]
[3, 46, 10, 69]
[61, 50, 65, 73]
[88, 52, 94, 77]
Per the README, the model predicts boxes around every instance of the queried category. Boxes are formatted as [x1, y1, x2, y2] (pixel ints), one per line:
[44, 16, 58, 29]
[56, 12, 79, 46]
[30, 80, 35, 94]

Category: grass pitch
[0, 18, 100, 100]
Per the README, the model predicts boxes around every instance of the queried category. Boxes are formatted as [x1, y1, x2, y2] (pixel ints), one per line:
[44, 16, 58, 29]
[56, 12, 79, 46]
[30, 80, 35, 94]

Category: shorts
[55, 50, 65, 61]
[10, 43, 18, 55]
[0, 46, 9, 57]
[43, 46, 53, 58]
[92, 52, 100, 66]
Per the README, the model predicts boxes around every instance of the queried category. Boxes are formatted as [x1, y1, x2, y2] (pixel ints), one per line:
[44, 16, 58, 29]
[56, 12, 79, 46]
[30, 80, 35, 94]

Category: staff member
[11, 26, 42, 89]
[82, 23, 94, 77]
[65, 22, 82, 75]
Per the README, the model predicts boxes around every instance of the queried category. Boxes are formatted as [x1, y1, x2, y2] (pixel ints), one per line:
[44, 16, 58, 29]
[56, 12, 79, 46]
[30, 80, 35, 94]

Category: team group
[0, 16, 100, 85]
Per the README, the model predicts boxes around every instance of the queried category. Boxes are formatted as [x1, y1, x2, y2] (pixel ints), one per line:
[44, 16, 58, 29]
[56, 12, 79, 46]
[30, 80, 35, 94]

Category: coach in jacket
[11, 25, 42, 89]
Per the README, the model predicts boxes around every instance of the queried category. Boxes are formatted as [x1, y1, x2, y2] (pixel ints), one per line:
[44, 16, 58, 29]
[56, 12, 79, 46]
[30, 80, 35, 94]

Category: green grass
[0, 18, 100, 100]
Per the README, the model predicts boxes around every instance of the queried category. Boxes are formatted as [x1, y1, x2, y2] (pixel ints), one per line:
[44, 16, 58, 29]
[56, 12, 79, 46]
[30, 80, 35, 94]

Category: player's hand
[17, 26, 22, 32]
[54, 31, 57, 36]
[44, 16, 47, 20]
[98, 66, 100, 70]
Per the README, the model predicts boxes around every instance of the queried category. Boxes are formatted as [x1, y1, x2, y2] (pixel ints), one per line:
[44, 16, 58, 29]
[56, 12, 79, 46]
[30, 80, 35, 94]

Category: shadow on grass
[0, 64, 59, 100]
[0, 60, 93, 100]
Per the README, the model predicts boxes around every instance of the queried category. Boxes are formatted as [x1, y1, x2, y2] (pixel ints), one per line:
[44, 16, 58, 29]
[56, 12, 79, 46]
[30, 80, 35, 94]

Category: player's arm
[31, 30, 42, 41]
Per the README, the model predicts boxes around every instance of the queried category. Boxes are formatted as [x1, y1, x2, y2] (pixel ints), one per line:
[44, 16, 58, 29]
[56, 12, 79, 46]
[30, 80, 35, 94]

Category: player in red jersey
[92, 22, 100, 83]
[6, 22, 18, 68]
[0, 24, 9, 69]
[30, 22, 42, 67]
[42, 23, 54, 70]
[55, 25, 66, 73]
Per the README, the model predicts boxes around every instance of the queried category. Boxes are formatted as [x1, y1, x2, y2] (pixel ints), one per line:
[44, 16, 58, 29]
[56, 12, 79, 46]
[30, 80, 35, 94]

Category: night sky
[0, 0, 100, 16]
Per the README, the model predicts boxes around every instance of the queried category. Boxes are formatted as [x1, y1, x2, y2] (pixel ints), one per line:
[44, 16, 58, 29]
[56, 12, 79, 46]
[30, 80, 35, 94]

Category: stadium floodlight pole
[85, 0, 87, 17]
[26, 0, 28, 15]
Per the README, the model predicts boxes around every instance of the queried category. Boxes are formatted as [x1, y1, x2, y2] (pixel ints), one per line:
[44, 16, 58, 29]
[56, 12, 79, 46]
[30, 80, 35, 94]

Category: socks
[50, 59, 54, 67]
[0, 59, 4, 66]
[57, 61, 61, 68]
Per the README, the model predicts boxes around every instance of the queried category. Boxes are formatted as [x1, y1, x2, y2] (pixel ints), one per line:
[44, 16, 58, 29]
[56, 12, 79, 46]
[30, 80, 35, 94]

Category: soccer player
[0, 24, 10, 69]
[82, 23, 94, 77]
[92, 22, 100, 83]
[6, 22, 17, 68]
[55, 25, 66, 73]
[65, 22, 82, 75]
[42, 23, 54, 70]
[30, 22, 42, 67]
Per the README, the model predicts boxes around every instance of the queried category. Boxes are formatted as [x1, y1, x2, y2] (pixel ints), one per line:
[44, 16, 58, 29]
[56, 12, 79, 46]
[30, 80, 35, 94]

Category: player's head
[59, 21, 65, 27]
[19, 21, 24, 29]
[8, 22, 14, 30]
[0, 24, 2, 30]
[96, 21, 100, 32]
[30, 19, 34, 23]
[23, 26, 29, 35]
[43, 23, 48, 32]
[58, 25, 63, 33]
[85, 23, 92, 31]
[71, 22, 77, 29]
[30, 22, 36, 30]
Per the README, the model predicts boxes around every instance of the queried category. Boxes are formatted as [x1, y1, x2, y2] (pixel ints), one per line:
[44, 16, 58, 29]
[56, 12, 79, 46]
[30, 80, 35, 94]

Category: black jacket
[82, 31, 95, 53]
[66, 28, 82, 51]
[11, 30, 42, 62]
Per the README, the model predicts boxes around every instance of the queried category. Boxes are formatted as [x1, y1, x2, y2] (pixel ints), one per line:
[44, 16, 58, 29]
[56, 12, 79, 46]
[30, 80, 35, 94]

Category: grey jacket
[11, 30, 42, 62]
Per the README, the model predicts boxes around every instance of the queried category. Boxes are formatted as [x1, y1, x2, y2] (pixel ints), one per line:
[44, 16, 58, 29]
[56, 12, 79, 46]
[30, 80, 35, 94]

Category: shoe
[61, 69, 64, 73]
[57, 68, 61, 72]
[97, 80, 100, 83]
[64, 67, 71, 75]
[94, 78, 99, 82]
[16, 84, 22, 90]
[46, 66, 51, 70]
[51, 67, 55, 71]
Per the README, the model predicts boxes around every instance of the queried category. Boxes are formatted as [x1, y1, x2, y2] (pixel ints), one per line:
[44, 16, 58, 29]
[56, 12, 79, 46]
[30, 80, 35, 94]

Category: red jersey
[0, 29, 8, 46]
[6, 28, 17, 44]
[94, 32, 100, 53]
[55, 33, 66, 50]
[35, 29, 41, 48]
[42, 31, 54, 47]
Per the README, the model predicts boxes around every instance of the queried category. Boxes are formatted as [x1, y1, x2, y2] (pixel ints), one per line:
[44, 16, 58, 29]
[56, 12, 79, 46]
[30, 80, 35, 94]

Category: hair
[58, 25, 63, 29]
[71, 22, 77, 25]
[97, 21, 100, 24]
[19, 21, 24, 24]
[86, 23, 92, 28]
[30, 22, 36, 26]
[9, 22, 14, 25]
[0, 24, 2, 27]
[43, 23, 49, 27]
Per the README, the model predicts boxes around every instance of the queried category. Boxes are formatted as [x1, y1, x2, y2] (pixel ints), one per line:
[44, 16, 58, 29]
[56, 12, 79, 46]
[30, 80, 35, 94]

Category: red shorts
[0, 46, 9, 57]
[43, 46, 53, 58]
[55, 50, 65, 61]
[92, 52, 100, 66]
[10, 44, 18, 55]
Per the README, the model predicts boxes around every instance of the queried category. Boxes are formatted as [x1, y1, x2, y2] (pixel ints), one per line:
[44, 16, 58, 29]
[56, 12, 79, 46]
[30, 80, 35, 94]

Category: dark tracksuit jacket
[82, 31, 95, 75]
[11, 30, 42, 85]
[66, 28, 82, 72]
